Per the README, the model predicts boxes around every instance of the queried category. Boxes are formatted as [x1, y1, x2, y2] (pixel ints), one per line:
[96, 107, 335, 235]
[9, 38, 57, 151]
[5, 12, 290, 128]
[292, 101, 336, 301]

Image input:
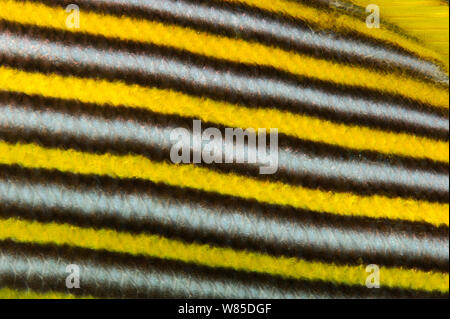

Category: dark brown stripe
[0, 91, 447, 202]
[0, 164, 448, 272]
[26, 0, 449, 82]
[0, 20, 448, 141]
[0, 240, 446, 298]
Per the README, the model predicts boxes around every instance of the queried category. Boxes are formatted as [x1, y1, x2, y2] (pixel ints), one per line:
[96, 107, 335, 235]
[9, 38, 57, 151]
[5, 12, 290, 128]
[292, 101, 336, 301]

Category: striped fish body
[0, 0, 448, 299]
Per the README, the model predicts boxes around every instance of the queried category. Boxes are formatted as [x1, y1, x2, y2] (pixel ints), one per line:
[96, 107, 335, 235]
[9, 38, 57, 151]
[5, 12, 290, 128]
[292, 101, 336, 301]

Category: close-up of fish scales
[0, 0, 448, 301]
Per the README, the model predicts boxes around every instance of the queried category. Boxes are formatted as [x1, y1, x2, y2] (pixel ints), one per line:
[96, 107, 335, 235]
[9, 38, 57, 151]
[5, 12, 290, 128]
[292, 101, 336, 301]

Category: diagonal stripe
[1, 166, 448, 271]
[0, 66, 448, 162]
[0, 96, 448, 201]
[220, 0, 449, 70]
[0, 244, 328, 299]
[0, 141, 448, 226]
[0, 0, 448, 108]
[0, 27, 447, 138]
[0, 218, 448, 293]
[38, 0, 446, 80]
[2, 241, 446, 298]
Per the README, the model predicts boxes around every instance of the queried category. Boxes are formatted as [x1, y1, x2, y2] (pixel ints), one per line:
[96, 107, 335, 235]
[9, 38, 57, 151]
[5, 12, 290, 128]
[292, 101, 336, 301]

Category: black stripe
[0, 20, 448, 141]
[0, 91, 447, 203]
[1, 90, 446, 170]
[0, 164, 448, 272]
[27, 0, 449, 82]
[0, 240, 446, 298]
[2, 128, 447, 203]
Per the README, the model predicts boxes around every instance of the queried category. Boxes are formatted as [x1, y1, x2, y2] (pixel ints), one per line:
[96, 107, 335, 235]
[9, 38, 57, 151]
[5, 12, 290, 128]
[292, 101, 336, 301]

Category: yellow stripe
[225, 0, 449, 71]
[0, 141, 448, 227]
[0, 66, 448, 163]
[0, 288, 90, 299]
[0, 0, 448, 108]
[0, 218, 447, 293]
